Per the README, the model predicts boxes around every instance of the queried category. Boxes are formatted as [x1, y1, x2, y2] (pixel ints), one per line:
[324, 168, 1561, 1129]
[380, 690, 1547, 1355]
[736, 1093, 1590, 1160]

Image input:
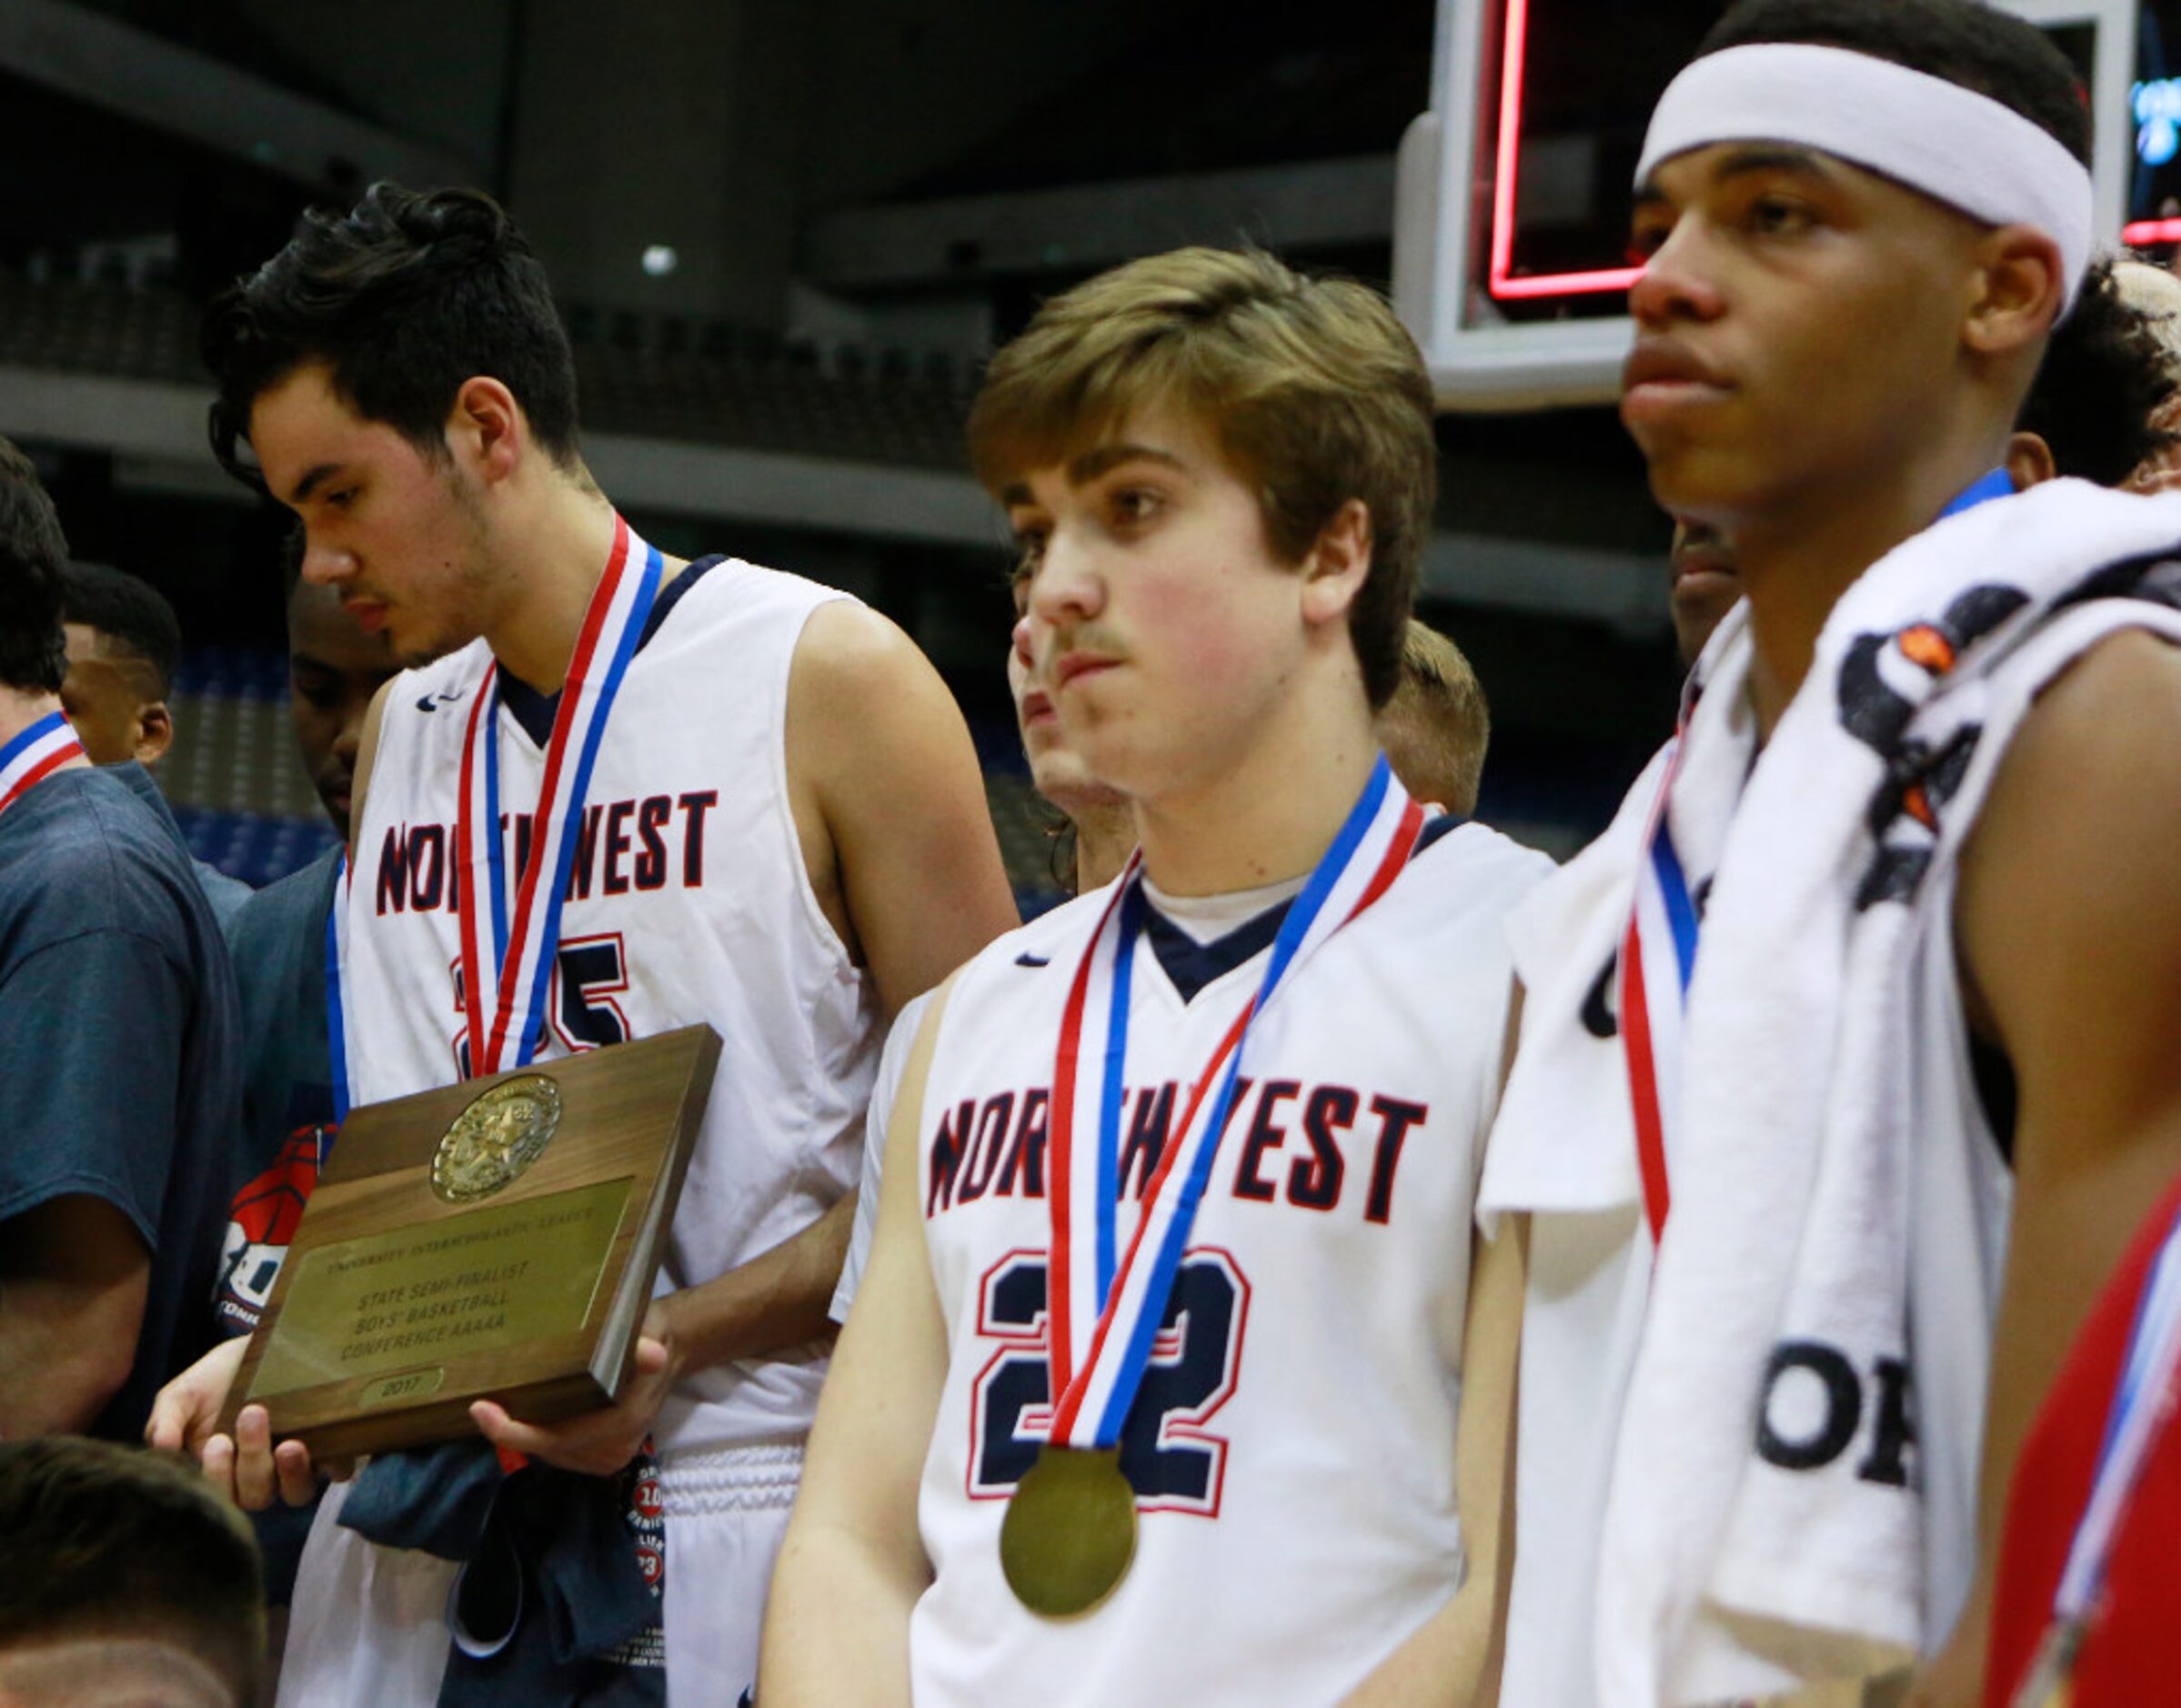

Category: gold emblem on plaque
[431, 1075, 563, 1203]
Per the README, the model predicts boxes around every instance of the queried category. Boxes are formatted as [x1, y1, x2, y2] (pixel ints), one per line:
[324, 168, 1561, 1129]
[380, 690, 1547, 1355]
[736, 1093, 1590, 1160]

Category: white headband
[1637, 43, 2094, 315]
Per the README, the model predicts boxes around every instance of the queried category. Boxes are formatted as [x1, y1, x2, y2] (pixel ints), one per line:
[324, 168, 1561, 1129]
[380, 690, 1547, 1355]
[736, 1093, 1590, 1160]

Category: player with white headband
[761, 245, 1550, 1703]
[1475, 0, 2181, 1703]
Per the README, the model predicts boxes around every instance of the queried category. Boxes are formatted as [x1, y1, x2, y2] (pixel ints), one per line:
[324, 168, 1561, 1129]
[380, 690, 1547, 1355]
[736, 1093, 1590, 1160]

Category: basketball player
[1663, 258, 2181, 668]
[831, 602, 1499, 1330]
[57, 561, 179, 769]
[1477, 4, 2181, 1703]
[1377, 616, 1492, 817]
[0, 437, 238, 1443]
[1011, 584, 1494, 900]
[148, 184, 1018, 1700]
[59, 562, 255, 929]
[763, 246, 1550, 1704]
[1008, 584, 1133, 896]
[215, 548, 400, 1346]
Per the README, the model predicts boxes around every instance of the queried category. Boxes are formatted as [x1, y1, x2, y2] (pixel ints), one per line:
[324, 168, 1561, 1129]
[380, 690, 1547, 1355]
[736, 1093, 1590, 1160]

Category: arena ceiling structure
[38, 0, 2096, 859]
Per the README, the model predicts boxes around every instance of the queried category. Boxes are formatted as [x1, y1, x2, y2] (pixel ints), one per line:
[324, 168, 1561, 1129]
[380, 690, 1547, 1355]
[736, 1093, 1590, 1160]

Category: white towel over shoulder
[1496, 478, 2181, 1705]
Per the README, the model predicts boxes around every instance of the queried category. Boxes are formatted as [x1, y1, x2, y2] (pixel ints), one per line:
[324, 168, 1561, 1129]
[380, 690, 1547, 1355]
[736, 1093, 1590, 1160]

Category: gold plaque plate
[999, 1445, 1138, 1619]
[432, 1073, 563, 1203]
[246, 1177, 632, 1402]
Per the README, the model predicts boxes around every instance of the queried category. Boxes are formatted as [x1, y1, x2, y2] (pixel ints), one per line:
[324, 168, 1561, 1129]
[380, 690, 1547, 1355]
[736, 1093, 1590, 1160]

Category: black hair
[202, 183, 582, 491]
[2017, 257, 2181, 487]
[0, 437, 70, 696]
[0, 1439, 263, 1700]
[59, 562, 182, 698]
[1700, 0, 2092, 166]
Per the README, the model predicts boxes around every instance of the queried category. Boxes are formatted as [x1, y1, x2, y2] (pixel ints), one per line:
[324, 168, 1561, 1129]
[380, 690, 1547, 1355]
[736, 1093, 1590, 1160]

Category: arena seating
[0, 271, 979, 472]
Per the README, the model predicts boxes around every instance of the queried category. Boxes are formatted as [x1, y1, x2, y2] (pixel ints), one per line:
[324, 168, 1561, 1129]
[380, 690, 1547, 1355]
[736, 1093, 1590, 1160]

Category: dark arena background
[7, 0, 2171, 906]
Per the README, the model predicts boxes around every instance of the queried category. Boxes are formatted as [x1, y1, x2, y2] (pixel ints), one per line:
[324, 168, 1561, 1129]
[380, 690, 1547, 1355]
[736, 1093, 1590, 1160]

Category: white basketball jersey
[907, 822, 1552, 1705]
[343, 558, 879, 1453]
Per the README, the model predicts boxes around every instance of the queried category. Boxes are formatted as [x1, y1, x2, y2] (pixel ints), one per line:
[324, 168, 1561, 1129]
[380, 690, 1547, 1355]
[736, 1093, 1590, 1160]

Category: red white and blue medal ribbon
[1621, 467, 2017, 1247]
[0, 711, 85, 819]
[455, 516, 663, 1076]
[1620, 691, 1702, 1248]
[1045, 754, 1425, 1449]
[2016, 1201, 2181, 1703]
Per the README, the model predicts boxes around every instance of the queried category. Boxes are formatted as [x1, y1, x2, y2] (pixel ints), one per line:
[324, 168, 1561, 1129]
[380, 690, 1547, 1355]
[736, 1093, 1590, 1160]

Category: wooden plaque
[220, 1024, 721, 1460]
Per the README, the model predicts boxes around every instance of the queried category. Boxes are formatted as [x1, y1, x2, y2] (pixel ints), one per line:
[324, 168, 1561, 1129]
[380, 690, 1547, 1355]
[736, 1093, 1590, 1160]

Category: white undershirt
[1140, 871, 1310, 944]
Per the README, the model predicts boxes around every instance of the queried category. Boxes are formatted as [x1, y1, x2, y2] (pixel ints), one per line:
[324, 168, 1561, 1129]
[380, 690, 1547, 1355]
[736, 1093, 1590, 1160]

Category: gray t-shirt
[0, 764, 242, 1439]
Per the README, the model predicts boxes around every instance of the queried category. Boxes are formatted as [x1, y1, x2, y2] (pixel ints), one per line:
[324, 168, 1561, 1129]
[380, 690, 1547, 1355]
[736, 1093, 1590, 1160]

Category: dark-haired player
[215, 544, 399, 1342]
[60, 561, 255, 929]
[58, 560, 180, 769]
[149, 184, 1018, 1699]
[1663, 258, 2181, 667]
[0, 438, 238, 1443]
[1479, 1, 2181, 1702]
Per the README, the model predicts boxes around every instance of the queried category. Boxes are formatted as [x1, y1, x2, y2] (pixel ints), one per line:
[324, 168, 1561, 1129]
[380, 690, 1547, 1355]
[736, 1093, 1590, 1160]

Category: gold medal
[999, 1445, 1138, 1618]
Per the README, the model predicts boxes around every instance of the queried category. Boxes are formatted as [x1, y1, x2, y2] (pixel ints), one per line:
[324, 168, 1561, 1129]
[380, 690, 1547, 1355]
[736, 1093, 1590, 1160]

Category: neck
[480, 476, 648, 693]
[1131, 687, 1380, 899]
[1070, 802, 1136, 893]
[1729, 439, 2009, 737]
[0, 686, 66, 753]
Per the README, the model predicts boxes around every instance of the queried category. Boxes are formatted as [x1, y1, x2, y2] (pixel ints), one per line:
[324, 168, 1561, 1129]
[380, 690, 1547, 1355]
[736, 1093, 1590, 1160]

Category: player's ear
[1964, 225, 2065, 359]
[2005, 430, 2056, 490]
[134, 698, 173, 767]
[448, 377, 523, 485]
[1300, 499, 1373, 628]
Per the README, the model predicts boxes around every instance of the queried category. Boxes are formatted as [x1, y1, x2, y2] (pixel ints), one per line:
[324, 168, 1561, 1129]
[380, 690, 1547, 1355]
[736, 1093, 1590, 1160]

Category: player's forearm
[663, 1195, 853, 1372]
[758, 1517, 920, 1707]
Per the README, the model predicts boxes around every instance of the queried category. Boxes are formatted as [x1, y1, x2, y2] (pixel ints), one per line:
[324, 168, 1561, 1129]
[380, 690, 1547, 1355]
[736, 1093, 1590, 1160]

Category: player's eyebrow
[287, 462, 345, 506]
[997, 443, 1191, 508]
[1066, 444, 1188, 487]
[1634, 144, 1839, 208]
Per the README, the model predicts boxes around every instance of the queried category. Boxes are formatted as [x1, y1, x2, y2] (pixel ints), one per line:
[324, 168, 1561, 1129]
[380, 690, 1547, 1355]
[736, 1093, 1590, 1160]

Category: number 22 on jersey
[969, 1248, 1251, 1513]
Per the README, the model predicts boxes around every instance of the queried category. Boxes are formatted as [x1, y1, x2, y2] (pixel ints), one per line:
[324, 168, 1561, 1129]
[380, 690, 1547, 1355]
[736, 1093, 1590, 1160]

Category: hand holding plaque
[217, 1025, 720, 1461]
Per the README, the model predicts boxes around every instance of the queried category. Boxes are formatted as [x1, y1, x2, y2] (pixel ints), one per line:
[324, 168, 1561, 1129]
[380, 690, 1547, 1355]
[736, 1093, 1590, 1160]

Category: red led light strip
[1487, 0, 1644, 300]
[2125, 217, 2181, 246]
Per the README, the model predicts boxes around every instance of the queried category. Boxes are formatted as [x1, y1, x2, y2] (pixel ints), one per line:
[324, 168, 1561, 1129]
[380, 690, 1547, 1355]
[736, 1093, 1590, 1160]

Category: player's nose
[1026, 527, 1103, 625]
[299, 533, 357, 587]
[1628, 218, 1726, 330]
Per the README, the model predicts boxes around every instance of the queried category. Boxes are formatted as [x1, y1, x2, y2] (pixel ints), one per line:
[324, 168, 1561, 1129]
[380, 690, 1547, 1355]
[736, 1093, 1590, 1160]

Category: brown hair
[1377, 617, 1490, 817]
[969, 247, 1437, 708]
[0, 1439, 264, 1702]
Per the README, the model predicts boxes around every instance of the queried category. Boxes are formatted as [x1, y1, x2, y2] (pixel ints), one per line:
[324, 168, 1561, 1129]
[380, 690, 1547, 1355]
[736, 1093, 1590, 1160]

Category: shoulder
[653, 557, 865, 651]
[1959, 626, 2181, 1024]
[788, 597, 927, 696]
[0, 771, 196, 964]
[1390, 819, 1558, 927]
[227, 845, 339, 959]
[1971, 626, 2181, 859]
[941, 886, 1110, 1010]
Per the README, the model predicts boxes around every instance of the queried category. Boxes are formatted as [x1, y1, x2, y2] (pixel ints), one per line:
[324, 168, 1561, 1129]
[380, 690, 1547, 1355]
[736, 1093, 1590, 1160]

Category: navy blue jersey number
[447, 932, 630, 1074]
[968, 1249, 1250, 1515]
